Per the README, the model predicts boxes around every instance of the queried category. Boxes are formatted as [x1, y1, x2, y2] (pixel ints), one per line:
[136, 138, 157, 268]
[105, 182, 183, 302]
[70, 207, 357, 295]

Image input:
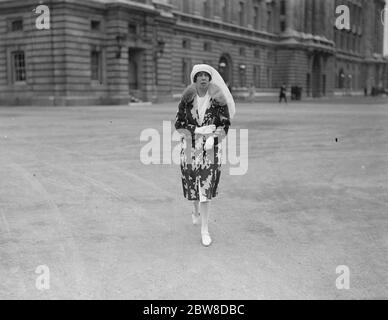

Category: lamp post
[154, 38, 165, 86]
[239, 64, 246, 88]
[219, 61, 226, 81]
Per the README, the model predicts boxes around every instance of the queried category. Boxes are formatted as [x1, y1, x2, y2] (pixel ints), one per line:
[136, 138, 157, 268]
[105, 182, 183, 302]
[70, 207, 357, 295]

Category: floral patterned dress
[174, 83, 231, 202]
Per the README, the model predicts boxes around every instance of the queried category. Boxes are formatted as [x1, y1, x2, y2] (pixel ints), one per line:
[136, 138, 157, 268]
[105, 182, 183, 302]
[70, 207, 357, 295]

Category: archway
[218, 54, 233, 88]
[128, 48, 143, 100]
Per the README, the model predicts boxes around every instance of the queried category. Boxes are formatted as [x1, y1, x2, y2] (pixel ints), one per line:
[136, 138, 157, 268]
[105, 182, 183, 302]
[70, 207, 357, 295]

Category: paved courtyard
[0, 98, 387, 299]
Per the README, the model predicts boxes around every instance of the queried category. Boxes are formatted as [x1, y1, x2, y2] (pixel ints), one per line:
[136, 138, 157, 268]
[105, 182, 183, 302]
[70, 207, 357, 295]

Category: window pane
[239, 2, 245, 26]
[204, 0, 210, 19]
[11, 19, 23, 32]
[91, 20, 101, 31]
[280, 0, 286, 15]
[254, 7, 259, 29]
[91, 51, 101, 82]
[12, 51, 26, 82]
[128, 24, 137, 36]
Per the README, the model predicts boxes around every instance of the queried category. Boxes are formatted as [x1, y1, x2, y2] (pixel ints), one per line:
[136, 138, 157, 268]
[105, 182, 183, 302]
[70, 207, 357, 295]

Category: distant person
[279, 83, 287, 104]
[364, 87, 368, 97]
[248, 83, 256, 102]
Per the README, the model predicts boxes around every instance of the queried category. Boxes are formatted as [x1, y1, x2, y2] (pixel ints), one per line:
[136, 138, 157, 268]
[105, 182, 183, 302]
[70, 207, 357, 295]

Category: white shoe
[192, 213, 201, 225]
[201, 232, 212, 247]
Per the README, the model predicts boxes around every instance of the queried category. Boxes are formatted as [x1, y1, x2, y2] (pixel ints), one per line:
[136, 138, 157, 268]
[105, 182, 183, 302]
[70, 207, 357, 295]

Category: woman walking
[174, 64, 235, 247]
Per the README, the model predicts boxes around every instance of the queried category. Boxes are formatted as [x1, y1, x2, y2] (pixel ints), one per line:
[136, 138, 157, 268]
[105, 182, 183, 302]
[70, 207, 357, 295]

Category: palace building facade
[0, 0, 387, 105]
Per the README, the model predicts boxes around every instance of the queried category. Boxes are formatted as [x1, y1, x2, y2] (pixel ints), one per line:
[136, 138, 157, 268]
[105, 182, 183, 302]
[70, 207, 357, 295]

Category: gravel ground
[0, 98, 387, 299]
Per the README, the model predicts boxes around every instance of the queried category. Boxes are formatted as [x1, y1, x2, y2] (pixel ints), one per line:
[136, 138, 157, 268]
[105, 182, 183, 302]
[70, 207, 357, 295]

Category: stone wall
[0, 0, 386, 105]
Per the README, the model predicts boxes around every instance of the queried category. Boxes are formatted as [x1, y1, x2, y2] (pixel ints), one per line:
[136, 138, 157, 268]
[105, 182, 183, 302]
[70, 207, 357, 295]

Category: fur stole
[181, 83, 227, 106]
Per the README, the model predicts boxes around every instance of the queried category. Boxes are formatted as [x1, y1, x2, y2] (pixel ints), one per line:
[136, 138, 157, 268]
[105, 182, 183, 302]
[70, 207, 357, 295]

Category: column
[193, 0, 201, 16]
[304, 0, 312, 34]
[285, 0, 295, 34]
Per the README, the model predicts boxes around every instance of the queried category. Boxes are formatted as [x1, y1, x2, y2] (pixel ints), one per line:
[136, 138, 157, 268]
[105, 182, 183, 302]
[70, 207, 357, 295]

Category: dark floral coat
[174, 83, 231, 202]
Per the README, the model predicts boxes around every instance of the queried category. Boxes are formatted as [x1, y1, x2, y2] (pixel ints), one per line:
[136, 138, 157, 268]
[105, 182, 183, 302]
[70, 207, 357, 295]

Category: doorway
[128, 48, 142, 99]
[312, 55, 321, 97]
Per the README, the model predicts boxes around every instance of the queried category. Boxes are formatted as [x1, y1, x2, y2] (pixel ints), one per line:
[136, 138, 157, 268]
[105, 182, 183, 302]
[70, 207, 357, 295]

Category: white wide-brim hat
[190, 64, 213, 83]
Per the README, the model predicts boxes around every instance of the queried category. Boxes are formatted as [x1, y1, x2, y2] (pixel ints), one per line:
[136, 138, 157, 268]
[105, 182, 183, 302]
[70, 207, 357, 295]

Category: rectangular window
[182, 39, 191, 49]
[267, 10, 272, 32]
[204, 0, 211, 19]
[267, 51, 272, 61]
[304, 2, 309, 33]
[91, 20, 101, 31]
[239, 2, 245, 26]
[12, 51, 26, 82]
[253, 6, 259, 30]
[222, 0, 228, 22]
[11, 19, 23, 32]
[128, 50, 138, 90]
[128, 23, 138, 36]
[91, 50, 102, 83]
[280, 0, 286, 15]
[204, 42, 212, 52]
[311, 0, 317, 35]
[280, 20, 286, 32]
[254, 49, 260, 59]
[239, 47, 246, 56]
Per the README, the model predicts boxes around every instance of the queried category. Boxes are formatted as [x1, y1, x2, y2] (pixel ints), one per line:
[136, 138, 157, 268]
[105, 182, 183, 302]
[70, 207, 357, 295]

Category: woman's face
[195, 72, 211, 91]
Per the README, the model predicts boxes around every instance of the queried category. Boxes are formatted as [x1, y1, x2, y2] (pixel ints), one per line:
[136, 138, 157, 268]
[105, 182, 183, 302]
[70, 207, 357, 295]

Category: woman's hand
[195, 125, 216, 135]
